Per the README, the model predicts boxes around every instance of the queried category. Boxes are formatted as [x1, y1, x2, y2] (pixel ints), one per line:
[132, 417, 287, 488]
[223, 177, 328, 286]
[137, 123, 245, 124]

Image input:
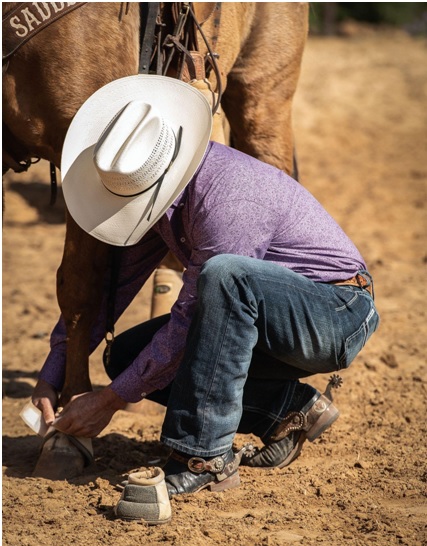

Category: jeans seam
[197, 279, 239, 449]
[242, 404, 283, 421]
[335, 291, 359, 311]
[256, 275, 330, 299]
[161, 436, 232, 457]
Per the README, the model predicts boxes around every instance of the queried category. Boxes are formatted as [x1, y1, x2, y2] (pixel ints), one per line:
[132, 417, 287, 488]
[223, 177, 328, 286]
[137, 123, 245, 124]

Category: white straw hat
[61, 75, 212, 246]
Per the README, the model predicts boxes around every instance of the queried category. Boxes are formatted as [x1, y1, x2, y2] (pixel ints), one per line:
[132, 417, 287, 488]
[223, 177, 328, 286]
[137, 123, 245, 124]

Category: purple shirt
[40, 142, 366, 402]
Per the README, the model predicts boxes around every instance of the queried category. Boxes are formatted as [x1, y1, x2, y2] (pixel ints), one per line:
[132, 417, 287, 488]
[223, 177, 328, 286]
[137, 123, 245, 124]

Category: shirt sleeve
[109, 259, 201, 401]
[40, 188, 280, 402]
[38, 229, 168, 393]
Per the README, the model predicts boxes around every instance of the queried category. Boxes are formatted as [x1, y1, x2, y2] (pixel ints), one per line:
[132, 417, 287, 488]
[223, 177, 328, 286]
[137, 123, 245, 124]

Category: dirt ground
[2, 29, 427, 546]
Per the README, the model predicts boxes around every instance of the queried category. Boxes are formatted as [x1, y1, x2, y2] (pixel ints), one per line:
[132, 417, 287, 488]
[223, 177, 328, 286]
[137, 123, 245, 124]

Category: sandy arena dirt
[2, 29, 427, 545]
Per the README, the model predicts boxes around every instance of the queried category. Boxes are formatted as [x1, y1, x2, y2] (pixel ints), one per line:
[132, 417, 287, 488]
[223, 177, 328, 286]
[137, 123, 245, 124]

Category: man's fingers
[36, 398, 56, 426]
[53, 415, 91, 437]
[52, 413, 77, 435]
[52, 405, 89, 436]
[32, 381, 58, 427]
[48, 390, 120, 438]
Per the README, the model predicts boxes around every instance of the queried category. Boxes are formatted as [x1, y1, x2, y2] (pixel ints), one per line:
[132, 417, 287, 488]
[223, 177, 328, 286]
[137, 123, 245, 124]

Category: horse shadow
[5, 179, 66, 225]
[2, 369, 40, 398]
[2, 370, 107, 400]
[2, 432, 170, 486]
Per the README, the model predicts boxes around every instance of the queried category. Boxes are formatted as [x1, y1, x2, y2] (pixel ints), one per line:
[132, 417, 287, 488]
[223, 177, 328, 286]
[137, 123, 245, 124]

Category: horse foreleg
[34, 215, 110, 480]
[57, 215, 110, 404]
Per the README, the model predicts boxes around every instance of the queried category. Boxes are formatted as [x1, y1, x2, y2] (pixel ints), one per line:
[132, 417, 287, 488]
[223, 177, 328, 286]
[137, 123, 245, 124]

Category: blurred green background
[309, 2, 427, 34]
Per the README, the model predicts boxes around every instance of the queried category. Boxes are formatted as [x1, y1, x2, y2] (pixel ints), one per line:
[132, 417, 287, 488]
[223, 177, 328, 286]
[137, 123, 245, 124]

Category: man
[33, 75, 379, 496]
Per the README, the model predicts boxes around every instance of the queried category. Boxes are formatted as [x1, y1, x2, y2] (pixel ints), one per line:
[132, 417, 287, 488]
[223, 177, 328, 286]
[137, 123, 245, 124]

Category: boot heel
[306, 404, 340, 442]
[209, 472, 240, 492]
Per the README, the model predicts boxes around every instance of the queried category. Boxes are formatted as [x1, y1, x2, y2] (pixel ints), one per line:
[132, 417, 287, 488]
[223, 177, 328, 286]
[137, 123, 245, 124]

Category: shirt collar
[169, 184, 188, 210]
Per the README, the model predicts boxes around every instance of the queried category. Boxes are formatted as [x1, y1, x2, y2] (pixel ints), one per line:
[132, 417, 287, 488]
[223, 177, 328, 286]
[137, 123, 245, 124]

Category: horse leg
[221, 3, 309, 174]
[33, 215, 110, 480]
[57, 217, 110, 404]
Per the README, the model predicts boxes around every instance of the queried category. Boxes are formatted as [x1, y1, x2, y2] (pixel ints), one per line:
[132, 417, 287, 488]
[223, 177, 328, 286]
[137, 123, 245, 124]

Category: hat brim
[61, 75, 212, 246]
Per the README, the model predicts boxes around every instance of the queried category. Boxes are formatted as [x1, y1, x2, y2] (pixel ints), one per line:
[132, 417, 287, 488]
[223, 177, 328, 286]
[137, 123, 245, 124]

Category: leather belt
[330, 273, 373, 297]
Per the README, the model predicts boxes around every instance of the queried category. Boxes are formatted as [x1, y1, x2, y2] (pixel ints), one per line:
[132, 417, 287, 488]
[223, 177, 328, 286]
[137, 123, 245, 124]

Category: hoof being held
[32, 430, 93, 480]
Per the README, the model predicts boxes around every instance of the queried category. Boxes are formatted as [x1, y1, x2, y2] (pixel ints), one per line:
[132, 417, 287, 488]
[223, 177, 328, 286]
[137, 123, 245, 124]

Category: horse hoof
[32, 432, 86, 480]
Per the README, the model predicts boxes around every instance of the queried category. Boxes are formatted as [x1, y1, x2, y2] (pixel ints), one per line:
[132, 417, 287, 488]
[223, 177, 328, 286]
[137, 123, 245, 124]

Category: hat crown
[94, 101, 176, 197]
[61, 74, 212, 246]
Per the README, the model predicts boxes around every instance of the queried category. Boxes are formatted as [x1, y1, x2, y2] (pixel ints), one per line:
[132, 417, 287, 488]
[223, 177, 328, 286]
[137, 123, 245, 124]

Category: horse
[2, 2, 308, 479]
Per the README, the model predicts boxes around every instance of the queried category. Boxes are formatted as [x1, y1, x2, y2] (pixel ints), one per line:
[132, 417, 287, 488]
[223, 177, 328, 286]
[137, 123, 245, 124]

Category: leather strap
[188, 455, 226, 474]
[170, 450, 225, 474]
[206, 2, 221, 59]
[103, 246, 124, 368]
[170, 444, 251, 481]
[49, 162, 58, 206]
[139, 2, 159, 73]
[269, 411, 307, 442]
[331, 273, 373, 296]
[2, 2, 86, 62]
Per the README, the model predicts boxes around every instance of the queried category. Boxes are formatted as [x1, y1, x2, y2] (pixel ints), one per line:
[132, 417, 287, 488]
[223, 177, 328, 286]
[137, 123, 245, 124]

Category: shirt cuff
[109, 367, 158, 404]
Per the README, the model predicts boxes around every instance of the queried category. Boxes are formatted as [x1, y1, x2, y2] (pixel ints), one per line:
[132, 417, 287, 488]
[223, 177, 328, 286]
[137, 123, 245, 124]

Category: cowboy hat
[61, 74, 212, 246]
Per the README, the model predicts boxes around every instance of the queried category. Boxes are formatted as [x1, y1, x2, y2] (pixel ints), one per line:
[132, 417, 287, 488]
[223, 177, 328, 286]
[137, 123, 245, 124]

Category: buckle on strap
[171, 444, 253, 480]
[170, 450, 227, 474]
[188, 455, 225, 474]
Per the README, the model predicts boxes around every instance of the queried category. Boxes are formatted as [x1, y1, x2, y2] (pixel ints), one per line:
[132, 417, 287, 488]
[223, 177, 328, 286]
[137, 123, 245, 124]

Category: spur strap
[170, 444, 252, 482]
[269, 411, 307, 442]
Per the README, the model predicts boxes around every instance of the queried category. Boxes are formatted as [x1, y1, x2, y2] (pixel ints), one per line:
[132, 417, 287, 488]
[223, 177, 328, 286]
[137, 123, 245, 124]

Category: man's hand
[52, 387, 127, 438]
[32, 379, 58, 427]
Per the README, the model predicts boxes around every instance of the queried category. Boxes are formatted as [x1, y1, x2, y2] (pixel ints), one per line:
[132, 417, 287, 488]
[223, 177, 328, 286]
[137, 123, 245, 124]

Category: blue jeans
[160, 255, 379, 456]
[105, 255, 379, 457]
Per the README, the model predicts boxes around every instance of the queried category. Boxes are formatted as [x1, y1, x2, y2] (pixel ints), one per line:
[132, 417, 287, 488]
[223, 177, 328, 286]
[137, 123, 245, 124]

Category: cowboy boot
[242, 375, 342, 468]
[164, 446, 250, 497]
